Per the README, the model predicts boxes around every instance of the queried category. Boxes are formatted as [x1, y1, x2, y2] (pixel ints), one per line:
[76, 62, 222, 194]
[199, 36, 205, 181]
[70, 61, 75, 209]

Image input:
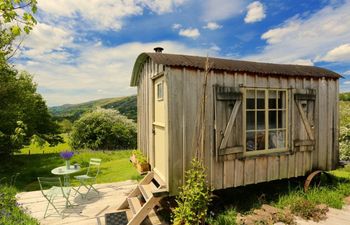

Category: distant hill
[50, 95, 137, 121]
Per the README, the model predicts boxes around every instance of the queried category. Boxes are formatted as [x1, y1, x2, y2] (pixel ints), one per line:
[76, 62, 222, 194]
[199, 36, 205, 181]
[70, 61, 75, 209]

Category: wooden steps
[116, 171, 168, 225]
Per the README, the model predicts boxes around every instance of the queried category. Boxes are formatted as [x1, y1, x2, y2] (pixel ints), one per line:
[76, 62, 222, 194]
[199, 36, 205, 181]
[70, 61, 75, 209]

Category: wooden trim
[217, 92, 242, 101]
[219, 100, 242, 149]
[152, 121, 165, 127]
[294, 93, 316, 101]
[244, 148, 288, 157]
[294, 140, 315, 147]
[219, 146, 243, 155]
[296, 101, 315, 140]
[151, 71, 164, 80]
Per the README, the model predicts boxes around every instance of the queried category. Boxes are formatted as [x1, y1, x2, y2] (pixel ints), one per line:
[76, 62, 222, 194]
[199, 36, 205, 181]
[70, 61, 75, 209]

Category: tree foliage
[0, 0, 37, 61]
[0, 64, 62, 155]
[69, 108, 137, 150]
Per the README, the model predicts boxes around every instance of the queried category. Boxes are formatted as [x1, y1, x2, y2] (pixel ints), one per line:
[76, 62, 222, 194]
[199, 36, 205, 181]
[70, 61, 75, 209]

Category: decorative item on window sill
[60, 151, 74, 169]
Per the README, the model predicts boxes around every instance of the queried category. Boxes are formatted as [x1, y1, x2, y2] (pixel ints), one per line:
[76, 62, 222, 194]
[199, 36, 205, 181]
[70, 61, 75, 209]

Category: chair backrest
[37, 177, 64, 196]
[86, 158, 102, 178]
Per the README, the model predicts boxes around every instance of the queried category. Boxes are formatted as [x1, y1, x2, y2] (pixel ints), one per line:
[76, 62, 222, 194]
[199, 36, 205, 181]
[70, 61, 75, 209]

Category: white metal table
[51, 165, 81, 186]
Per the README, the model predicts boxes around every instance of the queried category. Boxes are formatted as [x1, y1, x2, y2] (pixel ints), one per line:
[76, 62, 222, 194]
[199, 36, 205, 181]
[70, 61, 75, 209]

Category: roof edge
[130, 53, 149, 86]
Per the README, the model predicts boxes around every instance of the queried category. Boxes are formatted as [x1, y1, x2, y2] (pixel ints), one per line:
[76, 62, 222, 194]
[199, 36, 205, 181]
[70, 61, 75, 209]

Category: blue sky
[13, 0, 350, 106]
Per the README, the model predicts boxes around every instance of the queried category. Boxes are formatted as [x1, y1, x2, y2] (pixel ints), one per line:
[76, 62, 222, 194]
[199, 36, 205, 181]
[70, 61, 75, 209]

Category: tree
[0, 0, 37, 61]
[69, 108, 137, 150]
[0, 64, 62, 155]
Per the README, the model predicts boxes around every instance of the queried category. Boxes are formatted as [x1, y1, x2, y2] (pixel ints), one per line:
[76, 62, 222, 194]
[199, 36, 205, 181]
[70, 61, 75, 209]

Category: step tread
[139, 184, 153, 200]
[127, 197, 142, 215]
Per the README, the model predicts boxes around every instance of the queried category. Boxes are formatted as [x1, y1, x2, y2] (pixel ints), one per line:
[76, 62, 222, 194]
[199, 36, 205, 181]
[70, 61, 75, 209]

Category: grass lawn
[0, 136, 141, 191]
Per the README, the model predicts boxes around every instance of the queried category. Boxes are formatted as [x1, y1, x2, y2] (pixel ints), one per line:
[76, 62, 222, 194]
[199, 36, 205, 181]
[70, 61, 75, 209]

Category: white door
[153, 76, 166, 181]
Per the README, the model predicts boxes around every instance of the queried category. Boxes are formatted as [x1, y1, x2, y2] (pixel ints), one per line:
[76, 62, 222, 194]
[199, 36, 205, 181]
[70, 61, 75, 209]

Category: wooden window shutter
[213, 85, 243, 161]
[292, 89, 316, 152]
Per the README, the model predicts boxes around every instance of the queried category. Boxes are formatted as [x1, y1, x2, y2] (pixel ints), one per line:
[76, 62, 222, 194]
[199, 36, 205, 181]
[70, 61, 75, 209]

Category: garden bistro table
[51, 165, 81, 186]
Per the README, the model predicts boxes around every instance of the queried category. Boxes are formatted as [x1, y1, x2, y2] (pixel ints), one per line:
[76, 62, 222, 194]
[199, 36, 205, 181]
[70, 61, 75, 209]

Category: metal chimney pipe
[154, 47, 164, 53]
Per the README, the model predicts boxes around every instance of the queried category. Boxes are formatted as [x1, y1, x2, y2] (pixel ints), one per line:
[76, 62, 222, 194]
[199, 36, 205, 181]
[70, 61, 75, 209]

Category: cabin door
[153, 76, 166, 181]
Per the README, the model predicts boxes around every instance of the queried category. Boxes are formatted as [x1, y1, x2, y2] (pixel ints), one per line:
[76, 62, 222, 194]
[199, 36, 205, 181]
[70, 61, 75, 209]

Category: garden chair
[74, 158, 101, 199]
[37, 177, 73, 218]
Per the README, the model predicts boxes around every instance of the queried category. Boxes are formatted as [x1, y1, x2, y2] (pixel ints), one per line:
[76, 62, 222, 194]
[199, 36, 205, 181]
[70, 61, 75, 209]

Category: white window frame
[243, 88, 289, 156]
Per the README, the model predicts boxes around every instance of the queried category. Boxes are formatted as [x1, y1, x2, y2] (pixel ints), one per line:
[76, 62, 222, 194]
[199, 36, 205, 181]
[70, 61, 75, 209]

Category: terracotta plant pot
[136, 162, 150, 175]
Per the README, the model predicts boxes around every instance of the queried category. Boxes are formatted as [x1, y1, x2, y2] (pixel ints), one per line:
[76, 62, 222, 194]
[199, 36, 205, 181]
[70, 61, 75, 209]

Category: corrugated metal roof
[130, 52, 341, 86]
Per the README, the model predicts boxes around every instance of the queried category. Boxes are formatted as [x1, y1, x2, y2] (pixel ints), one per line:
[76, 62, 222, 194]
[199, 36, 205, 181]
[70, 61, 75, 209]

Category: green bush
[172, 159, 211, 225]
[0, 185, 38, 225]
[340, 101, 350, 160]
[69, 108, 136, 150]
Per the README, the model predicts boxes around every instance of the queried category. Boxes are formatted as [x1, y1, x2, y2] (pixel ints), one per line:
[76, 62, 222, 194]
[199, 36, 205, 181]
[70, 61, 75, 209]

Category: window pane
[256, 90, 265, 109]
[278, 110, 286, 128]
[269, 130, 285, 149]
[268, 91, 277, 109]
[269, 131, 276, 149]
[246, 111, 255, 130]
[246, 131, 255, 151]
[157, 82, 163, 100]
[256, 131, 265, 150]
[277, 91, 286, 109]
[277, 131, 286, 148]
[269, 110, 277, 129]
[246, 90, 255, 109]
[257, 111, 265, 130]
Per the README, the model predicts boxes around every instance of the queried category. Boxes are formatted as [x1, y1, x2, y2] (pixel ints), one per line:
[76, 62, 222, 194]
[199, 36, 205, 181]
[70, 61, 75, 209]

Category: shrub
[0, 185, 38, 225]
[132, 150, 147, 164]
[172, 159, 211, 225]
[69, 108, 136, 150]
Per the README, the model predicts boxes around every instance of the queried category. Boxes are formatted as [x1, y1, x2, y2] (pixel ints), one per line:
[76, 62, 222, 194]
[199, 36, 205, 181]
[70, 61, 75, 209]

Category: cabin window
[156, 82, 163, 101]
[245, 89, 288, 154]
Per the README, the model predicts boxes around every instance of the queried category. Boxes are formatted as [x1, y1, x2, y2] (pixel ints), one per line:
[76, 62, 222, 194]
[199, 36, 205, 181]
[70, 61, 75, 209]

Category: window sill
[238, 148, 292, 160]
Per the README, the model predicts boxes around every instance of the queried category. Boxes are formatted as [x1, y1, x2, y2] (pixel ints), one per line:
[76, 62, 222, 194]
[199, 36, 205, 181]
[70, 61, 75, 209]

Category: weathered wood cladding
[166, 67, 339, 194]
[136, 59, 339, 195]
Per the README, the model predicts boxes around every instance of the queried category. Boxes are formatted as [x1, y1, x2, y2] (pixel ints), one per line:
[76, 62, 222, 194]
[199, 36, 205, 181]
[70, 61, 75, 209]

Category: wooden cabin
[130, 49, 341, 195]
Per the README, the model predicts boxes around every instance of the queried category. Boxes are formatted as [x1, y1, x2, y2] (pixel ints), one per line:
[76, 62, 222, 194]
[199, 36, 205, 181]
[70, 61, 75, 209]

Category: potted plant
[131, 150, 150, 174]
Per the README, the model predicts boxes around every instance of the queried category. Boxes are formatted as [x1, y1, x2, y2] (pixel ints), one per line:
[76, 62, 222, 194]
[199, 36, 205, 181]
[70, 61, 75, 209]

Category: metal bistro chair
[37, 177, 73, 218]
[74, 158, 101, 199]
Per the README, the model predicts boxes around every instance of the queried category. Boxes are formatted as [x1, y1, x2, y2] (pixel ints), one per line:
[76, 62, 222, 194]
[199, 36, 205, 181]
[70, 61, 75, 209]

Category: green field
[20, 133, 71, 155]
[1, 136, 141, 191]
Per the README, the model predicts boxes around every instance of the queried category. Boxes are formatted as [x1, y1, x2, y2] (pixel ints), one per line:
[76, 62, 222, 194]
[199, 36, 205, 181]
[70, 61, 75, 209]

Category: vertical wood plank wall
[137, 61, 339, 195]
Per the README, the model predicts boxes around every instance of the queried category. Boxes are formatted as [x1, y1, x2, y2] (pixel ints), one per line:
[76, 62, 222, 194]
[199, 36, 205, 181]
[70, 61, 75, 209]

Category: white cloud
[172, 23, 182, 30]
[19, 22, 74, 61]
[179, 28, 200, 39]
[16, 41, 215, 106]
[37, 0, 187, 31]
[203, 22, 222, 30]
[289, 59, 314, 66]
[202, 0, 245, 21]
[244, 1, 266, 23]
[245, 1, 350, 65]
[344, 70, 350, 75]
[261, 21, 299, 44]
[319, 43, 350, 62]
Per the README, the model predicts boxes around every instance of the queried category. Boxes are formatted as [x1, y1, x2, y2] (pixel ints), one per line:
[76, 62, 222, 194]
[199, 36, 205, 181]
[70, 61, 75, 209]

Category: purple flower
[60, 151, 74, 160]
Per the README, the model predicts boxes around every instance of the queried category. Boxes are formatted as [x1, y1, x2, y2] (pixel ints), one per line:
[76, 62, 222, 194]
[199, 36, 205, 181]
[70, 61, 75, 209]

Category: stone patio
[16, 180, 165, 225]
